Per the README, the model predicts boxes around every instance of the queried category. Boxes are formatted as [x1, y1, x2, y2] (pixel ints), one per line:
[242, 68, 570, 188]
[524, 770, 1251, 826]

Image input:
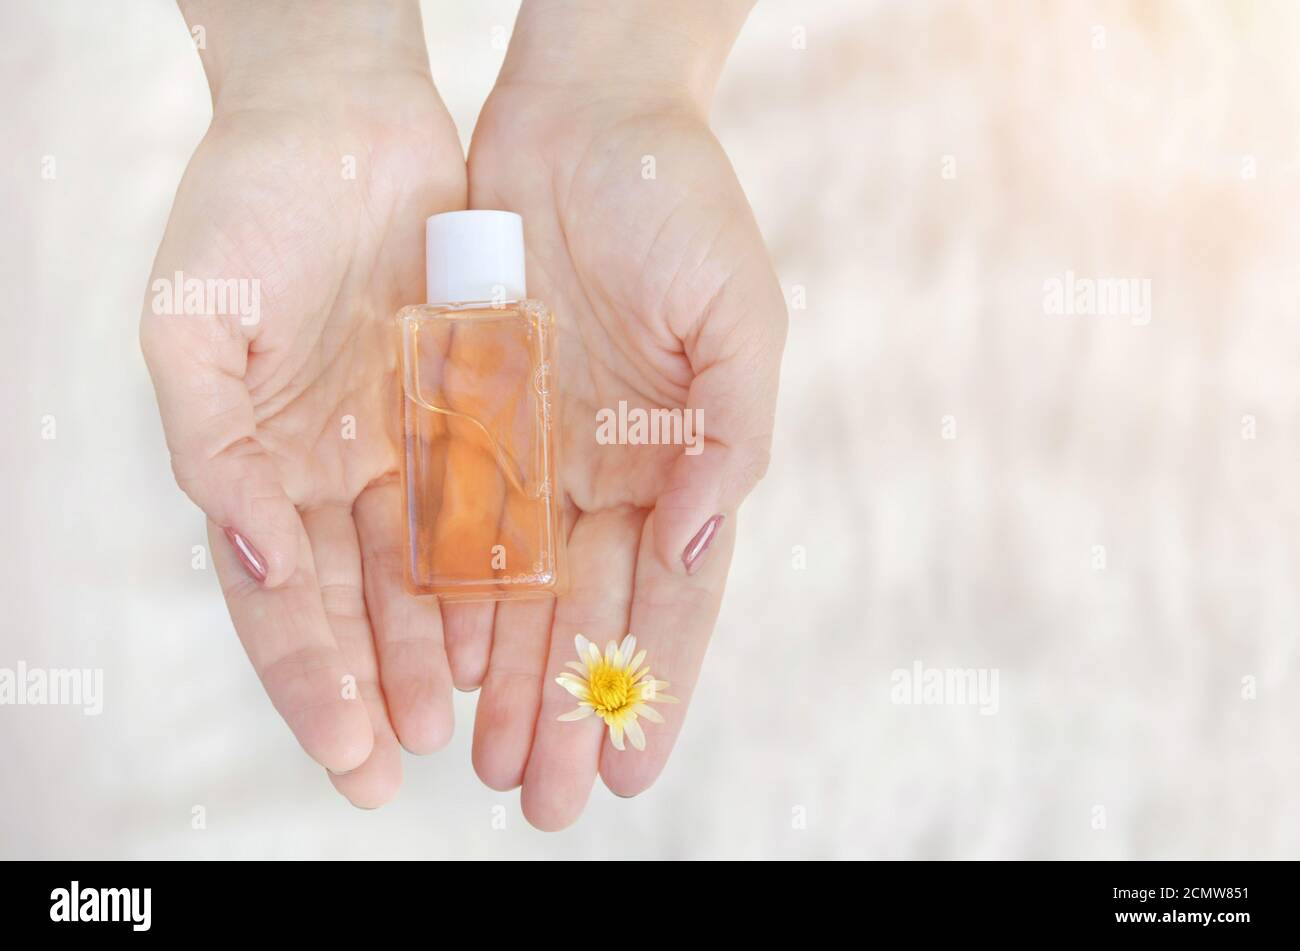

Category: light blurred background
[4, 0, 1300, 859]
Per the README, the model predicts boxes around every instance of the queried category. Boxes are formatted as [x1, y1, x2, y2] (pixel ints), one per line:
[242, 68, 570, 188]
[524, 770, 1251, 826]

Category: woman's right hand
[140, 0, 466, 806]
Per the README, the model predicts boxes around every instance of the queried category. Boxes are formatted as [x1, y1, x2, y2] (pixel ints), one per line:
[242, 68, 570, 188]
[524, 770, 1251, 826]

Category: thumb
[650, 257, 787, 575]
[140, 305, 300, 588]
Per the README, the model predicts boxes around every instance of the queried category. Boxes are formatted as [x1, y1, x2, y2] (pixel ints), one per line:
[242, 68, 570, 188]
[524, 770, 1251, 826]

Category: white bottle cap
[425, 210, 526, 304]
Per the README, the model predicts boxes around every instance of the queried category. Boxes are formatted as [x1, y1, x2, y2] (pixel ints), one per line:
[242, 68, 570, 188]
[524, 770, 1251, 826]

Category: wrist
[500, 0, 754, 114]
[178, 0, 431, 115]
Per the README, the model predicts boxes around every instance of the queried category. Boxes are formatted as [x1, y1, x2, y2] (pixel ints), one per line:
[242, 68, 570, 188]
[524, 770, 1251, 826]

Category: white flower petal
[588, 641, 602, 664]
[619, 635, 637, 666]
[564, 661, 588, 674]
[558, 706, 595, 722]
[637, 680, 666, 701]
[625, 717, 646, 751]
[608, 722, 625, 751]
[633, 703, 664, 724]
[629, 650, 646, 673]
[574, 634, 591, 658]
[555, 676, 590, 699]
[604, 640, 617, 664]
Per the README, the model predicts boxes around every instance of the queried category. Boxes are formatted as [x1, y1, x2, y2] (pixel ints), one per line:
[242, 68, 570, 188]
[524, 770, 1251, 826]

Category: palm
[472, 92, 735, 508]
[460, 85, 783, 828]
[185, 104, 460, 501]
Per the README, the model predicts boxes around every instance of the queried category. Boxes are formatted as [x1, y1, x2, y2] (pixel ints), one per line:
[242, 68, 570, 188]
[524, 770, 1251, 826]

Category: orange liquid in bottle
[398, 299, 563, 600]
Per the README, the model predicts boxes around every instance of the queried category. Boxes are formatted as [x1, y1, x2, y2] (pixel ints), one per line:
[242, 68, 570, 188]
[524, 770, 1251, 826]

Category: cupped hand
[463, 74, 787, 827]
[140, 51, 466, 806]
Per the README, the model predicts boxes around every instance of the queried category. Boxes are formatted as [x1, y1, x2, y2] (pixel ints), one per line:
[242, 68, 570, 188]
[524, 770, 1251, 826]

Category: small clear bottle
[397, 211, 564, 601]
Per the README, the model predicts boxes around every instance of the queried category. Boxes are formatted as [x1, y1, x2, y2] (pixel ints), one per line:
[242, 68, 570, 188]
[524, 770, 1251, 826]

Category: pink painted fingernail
[223, 527, 267, 583]
[682, 515, 724, 575]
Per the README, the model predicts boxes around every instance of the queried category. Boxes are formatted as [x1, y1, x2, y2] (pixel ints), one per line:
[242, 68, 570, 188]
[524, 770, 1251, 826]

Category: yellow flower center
[589, 663, 633, 714]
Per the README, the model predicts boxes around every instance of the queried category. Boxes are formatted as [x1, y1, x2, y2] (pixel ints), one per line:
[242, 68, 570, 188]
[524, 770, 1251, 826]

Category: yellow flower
[556, 634, 677, 751]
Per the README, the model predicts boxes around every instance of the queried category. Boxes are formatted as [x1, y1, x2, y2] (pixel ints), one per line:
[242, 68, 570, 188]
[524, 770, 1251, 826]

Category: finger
[141, 305, 299, 588]
[470, 596, 554, 790]
[299, 504, 404, 809]
[650, 234, 787, 577]
[520, 508, 643, 831]
[354, 477, 455, 755]
[599, 512, 734, 797]
[416, 316, 504, 688]
[471, 497, 578, 789]
[442, 602, 496, 690]
[208, 518, 373, 774]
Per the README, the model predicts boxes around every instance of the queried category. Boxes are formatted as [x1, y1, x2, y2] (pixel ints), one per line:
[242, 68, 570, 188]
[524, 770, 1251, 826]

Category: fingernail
[223, 527, 267, 582]
[682, 514, 724, 575]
